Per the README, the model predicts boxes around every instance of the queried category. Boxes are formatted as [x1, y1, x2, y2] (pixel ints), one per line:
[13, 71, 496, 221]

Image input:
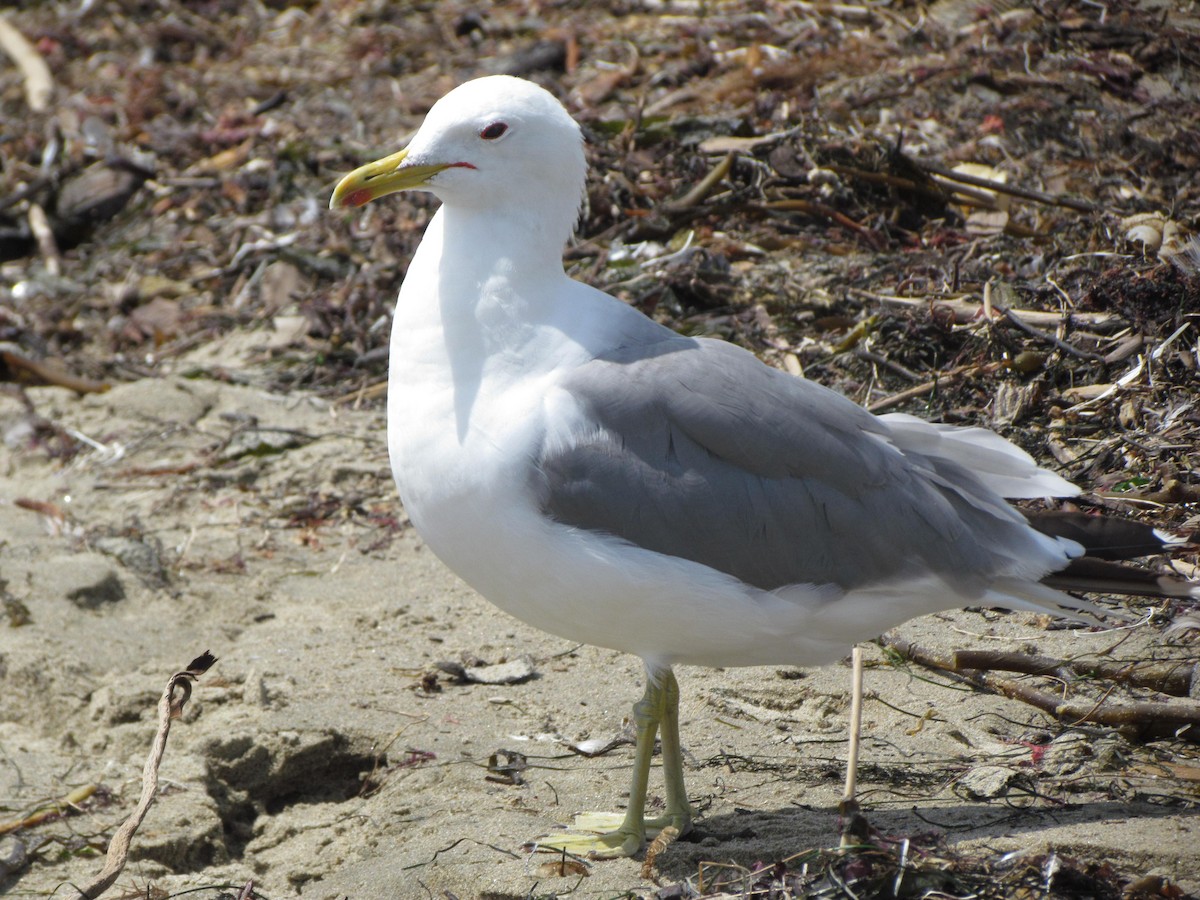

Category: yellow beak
[328, 148, 451, 210]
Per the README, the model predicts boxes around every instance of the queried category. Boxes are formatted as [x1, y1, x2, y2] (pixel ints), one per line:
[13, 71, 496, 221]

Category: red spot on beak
[346, 188, 374, 208]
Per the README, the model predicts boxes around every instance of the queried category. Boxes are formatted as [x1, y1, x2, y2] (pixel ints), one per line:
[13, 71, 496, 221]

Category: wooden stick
[951, 649, 1198, 697]
[921, 160, 1097, 213]
[758, 199, 887, 249]
[0, 15, 53, 111]
[1, 348, 110, 394]
[861, 290, 1120, 330]
[1000, 307, 1106, 362]
[667, 152, 736, 210]
[884, 635, 1200, 743]
[867, 362, 1000, 413]
[843, 646, 864, 803]
[826, 162, 996, 209]
[27, 203, 61, 276]
[0, 784, 97, 836]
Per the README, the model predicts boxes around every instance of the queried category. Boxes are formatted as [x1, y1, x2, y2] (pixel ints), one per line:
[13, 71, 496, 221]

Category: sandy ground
[2, 1, 1199, 896]
[1, 329, 1198, 899]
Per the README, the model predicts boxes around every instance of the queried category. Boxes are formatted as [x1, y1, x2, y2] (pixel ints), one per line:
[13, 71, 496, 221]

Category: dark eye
[480, 121, 508, 140]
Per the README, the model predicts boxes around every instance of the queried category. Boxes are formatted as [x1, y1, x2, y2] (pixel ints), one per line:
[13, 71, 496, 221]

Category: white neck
[420, 204, 573, 334]
[391, 204, 576, 441]
[442, 203, 568, 281]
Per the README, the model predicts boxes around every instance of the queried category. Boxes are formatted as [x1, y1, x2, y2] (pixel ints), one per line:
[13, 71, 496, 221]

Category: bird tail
[1042, 557, 1199, 600]
[1026, 509, 1199, 601]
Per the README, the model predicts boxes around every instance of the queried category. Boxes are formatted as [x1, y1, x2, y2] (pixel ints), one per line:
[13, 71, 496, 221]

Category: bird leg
[642, 668, 693, 837]
[535, 667, 693, 859]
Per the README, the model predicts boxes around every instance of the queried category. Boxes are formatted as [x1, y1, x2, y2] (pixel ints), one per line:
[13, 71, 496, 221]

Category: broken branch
[950, 649, 1198, 698]
[0, 347, 111, 394]
[758, 199, 887, 249]
[1000, 307, 1107, 362]
[883, 634, 1200, 743]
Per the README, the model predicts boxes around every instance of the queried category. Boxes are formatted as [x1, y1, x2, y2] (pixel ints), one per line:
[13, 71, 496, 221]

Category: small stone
[219, 428, 307, 462]
[0, 835, 28, 878]
[92, 535, 168, 584]
[463, 656, 537, 685]
[958, 764, 1021, 799]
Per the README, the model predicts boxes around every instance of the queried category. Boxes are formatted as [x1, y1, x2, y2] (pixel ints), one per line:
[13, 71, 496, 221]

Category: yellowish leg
[645, 669, 693, 837]
[535, 667, 693, 859]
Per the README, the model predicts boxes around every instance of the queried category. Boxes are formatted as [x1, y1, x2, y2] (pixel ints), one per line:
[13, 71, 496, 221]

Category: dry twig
[867, 362, 1001, 413]
[68, 651, 217, 900]
[999, 307, 1107, 362]
[0, 15, 53, 111]
[666, 152, 736, 210]
[0, 785, 98, 836]
[0, 347, 110, 394]
[921, 160, 1097, 213]
[862, 291, 1120, 330]
[26, 203, 61, 275]
[758, 199, 887, 249]
[951, 649, 1199, 697]
[883, 634, 1200, 742]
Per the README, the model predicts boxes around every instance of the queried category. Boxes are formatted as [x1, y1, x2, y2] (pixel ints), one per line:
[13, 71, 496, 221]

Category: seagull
[330, 75, 1197, 858]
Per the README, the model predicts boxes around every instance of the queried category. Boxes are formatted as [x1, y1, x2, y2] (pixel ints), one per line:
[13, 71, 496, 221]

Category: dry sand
[1, 334, 1197, 898]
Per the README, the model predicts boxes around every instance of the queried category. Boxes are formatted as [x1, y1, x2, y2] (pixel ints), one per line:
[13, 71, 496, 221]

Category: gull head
[330, 75, 587, 243]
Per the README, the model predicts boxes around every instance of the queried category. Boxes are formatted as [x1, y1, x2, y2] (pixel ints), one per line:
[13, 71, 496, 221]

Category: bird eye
[479, 122, 508, 140]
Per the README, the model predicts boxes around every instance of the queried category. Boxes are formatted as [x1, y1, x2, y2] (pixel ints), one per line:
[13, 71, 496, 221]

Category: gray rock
[92, 535, 168, 584]
[958, 764, 1022, 800]
[0, 835, 28, 878]
[218, 427, 308, 462]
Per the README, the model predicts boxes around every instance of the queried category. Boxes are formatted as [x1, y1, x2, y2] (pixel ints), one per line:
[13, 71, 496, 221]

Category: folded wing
[535, 337, 1078, 596]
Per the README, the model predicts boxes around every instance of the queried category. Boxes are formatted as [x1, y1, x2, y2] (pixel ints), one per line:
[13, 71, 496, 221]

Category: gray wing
[535, 336, 1061, 593]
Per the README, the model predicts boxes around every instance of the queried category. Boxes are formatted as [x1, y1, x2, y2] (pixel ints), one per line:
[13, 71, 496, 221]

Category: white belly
[386, 345, 858, 669]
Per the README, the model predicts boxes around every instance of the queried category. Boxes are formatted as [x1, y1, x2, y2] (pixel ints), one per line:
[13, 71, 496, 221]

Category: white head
[331, 76, 587, 247]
